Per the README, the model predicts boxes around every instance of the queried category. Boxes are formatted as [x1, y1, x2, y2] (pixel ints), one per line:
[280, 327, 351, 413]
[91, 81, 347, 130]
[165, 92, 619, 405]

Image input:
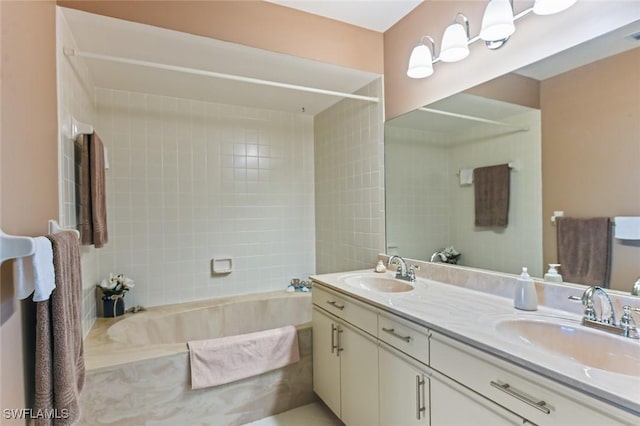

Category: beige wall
[57, 0, 384, 74]
[384, 1, 640, 120]
[466, 73, 540, 110]
[541, 48, 640, 292]
[1, 0, 58, 422]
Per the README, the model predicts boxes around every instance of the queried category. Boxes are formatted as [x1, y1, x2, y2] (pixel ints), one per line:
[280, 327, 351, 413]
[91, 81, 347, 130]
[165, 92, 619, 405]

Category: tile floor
[244, 402, 343, 426]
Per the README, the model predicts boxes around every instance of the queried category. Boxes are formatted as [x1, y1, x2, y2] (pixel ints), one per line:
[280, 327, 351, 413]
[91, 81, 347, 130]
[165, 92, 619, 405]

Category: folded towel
[77, 132, 108, 248]
[34, 232, 85, 426]
[556, 217, 612, 286]
[459, 168, 474, 185]
[614, 216, 640, 240]
[14, 237, 55, 301]
[188, 325, 300, 390]
[473, 164, 510, 227]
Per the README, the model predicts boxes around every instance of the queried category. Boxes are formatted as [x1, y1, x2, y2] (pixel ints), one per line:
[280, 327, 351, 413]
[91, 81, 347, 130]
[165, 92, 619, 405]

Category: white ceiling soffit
[61, 7, 380, 115]
[266, 0, 423, 32]
[386, 93, 534, 134]
[516, 20, 640, 80]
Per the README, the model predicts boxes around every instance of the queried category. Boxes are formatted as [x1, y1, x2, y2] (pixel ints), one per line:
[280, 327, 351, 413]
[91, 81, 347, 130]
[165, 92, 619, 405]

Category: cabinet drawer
[430, 332, 637, 426]
[378, 313, 429, 365]
[312, 284, 377, 336]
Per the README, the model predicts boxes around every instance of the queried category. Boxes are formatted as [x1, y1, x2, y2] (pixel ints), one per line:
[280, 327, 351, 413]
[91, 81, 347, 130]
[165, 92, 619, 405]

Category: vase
[102, 293, 125, 317]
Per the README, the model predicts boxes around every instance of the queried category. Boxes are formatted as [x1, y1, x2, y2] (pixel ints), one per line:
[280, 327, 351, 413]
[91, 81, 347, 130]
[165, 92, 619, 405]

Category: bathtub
[80, 291, 314, 425]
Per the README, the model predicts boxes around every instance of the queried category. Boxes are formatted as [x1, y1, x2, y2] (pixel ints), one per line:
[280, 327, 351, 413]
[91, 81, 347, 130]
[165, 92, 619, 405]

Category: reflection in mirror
[385, 21, 640, 293]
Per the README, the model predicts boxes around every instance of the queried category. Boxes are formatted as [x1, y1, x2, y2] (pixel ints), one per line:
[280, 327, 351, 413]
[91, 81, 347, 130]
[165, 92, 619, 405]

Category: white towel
[614, 216, 640, 240]
[187, 325, 300, 390]
[13, 237, 55, 301]
[459, 168, 474, 185]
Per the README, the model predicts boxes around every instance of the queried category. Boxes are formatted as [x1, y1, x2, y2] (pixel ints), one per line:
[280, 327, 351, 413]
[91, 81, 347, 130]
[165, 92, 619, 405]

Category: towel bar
[48, 220, 80, 238]
[0, 229, 35, 264]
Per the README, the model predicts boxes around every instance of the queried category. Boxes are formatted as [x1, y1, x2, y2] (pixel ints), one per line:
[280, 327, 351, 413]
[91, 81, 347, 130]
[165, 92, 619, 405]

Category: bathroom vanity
[311, 264, 640, 425]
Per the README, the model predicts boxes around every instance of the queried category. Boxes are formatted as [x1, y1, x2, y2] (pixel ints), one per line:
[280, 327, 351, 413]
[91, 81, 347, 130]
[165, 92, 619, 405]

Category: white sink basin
[496, 318, 640, 377]
[341, 274, 414, 293]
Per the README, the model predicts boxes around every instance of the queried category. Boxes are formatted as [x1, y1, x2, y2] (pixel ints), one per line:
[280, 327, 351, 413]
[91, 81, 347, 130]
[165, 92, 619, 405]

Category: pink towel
[187, 325, 300, 390]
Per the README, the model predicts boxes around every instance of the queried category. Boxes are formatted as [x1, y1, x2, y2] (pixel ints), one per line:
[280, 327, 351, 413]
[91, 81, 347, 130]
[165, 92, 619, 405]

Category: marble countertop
[310, 268, 640, 415]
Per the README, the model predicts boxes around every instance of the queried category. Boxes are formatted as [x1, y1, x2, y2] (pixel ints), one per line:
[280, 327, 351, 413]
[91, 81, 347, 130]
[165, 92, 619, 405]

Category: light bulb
[440, 22, 470, 63]
[407, 43, 434, 79]
[480, 0, 515, 42]
[533, 0, 577, 15]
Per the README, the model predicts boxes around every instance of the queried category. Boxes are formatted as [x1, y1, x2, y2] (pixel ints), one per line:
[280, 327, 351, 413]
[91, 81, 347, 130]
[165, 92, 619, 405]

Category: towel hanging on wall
[77, 132, 108, 248]
[473, 164, 510, 227]
[556, 217, 612, 287]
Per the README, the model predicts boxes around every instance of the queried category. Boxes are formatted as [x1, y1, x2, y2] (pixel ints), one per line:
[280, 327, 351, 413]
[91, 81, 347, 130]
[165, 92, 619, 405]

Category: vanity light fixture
[407, 36, 436, 78]
[407, 0, 577, 79]
[440, 13, 471, 63]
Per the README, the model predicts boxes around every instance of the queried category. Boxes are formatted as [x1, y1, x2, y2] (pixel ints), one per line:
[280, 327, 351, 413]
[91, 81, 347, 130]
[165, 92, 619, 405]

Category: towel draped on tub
[187, 325, 300, 390]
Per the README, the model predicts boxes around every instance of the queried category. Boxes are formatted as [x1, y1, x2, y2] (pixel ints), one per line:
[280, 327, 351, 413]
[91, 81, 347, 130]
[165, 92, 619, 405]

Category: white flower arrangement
[434, 246, 461, 264]
[97, 273, 135, 295]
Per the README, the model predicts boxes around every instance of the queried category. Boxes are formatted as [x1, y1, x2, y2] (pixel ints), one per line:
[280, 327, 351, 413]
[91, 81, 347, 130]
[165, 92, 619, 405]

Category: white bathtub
[80, 291, 314, 425]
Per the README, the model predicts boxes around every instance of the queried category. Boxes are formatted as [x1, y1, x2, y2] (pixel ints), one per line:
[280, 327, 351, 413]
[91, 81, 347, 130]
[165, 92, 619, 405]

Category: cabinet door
[340, 322, 379, 426]
[379, 345, 429, 426]
[312, 307, 341, 418]
[431, 372, 527, 426]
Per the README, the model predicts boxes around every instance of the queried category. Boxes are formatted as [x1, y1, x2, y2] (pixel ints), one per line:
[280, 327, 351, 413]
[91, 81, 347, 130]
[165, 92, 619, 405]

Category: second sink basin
[341, 274, 414, 293]
[496, 317, 640, 377]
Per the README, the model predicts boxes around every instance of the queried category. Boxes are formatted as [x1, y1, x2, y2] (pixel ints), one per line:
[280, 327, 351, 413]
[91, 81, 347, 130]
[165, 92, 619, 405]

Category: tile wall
[448, 110, 543, 277]
[314, 79, 385, 273]
[56, 9, 98, 337]
[94, 89, 316, 308]
[385, 127, 450, 259]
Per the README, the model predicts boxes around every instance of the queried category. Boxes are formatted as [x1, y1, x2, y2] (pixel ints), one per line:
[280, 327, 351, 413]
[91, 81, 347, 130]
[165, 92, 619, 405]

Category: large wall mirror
[385, 21, 640, 293]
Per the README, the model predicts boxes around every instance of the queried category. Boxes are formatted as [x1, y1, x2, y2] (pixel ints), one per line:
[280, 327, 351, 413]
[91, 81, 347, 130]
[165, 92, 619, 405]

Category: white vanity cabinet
[430, 332, 638, 426]
[312, 281, 639, 426]
[430, 369, 528, 426]
[312, 286, 379, 426]
[379, 343, 429, 426]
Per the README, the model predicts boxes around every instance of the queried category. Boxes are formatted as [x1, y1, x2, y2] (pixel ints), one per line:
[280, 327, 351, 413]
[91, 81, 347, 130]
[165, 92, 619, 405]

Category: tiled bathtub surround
[314, 79, 385, 273]
[81, 291, 314, 425]
[56, 9, 99, 337]
[95, 89, 315, 308]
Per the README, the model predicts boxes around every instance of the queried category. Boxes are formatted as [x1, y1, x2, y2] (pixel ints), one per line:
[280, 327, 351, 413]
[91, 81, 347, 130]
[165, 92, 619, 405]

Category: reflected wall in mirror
[385, 22, 640, 293]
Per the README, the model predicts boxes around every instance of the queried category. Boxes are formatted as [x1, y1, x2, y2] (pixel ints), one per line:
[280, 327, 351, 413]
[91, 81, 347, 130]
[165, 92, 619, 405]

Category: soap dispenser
[514, 267, 538, 311]
[544, 264, 563, 283]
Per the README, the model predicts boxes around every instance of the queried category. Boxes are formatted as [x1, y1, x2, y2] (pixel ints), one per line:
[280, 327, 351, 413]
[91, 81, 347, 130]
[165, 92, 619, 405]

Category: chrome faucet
[568, 285, 638, 339]
[387, 255, 419, 282]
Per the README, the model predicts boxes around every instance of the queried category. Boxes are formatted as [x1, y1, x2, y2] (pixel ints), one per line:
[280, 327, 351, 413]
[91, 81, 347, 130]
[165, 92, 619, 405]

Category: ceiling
[61, 7, 380, 115]
[265, 0, 423, 32]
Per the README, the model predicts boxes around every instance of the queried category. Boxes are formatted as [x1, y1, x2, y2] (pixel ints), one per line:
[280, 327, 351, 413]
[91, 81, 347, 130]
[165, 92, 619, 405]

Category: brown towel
[556, 217, 612, 286]
[473, 164, 510, 227]
[34, 232, 85, 426]
[77, 132, 108, 248]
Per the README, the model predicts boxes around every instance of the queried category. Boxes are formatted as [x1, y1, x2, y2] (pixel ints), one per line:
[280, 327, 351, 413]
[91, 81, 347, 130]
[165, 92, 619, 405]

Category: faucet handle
[407, 264, 420, 280]
[568, 295, 597, 321]
[620, 306, 640, 338]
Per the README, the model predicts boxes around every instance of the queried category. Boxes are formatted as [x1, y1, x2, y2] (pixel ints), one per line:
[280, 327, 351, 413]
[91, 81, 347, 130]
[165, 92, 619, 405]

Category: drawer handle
[382, 327, 412, 343]
[490, 381, 551, 415]
[415, 375, 426, 420]
[326, 300, 345, 310]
